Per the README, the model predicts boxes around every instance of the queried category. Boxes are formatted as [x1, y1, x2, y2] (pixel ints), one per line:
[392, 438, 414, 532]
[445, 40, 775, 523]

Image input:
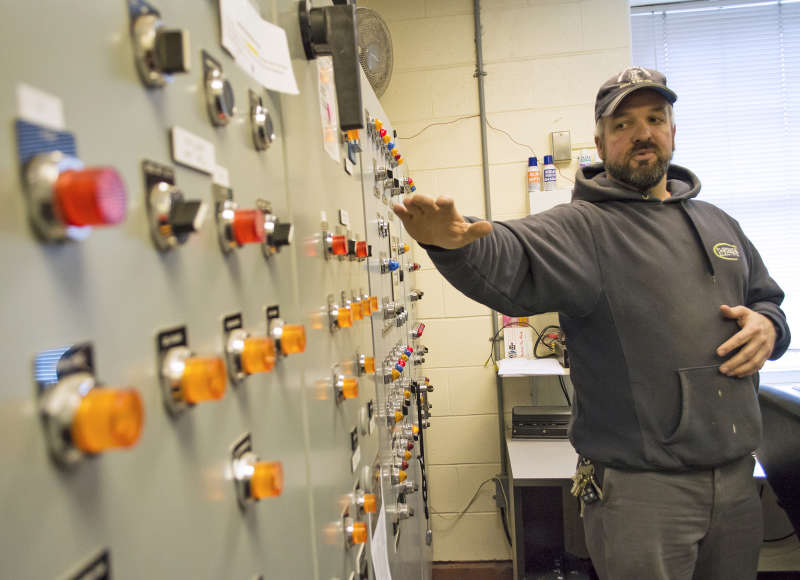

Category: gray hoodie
[425, 163, 791, 471]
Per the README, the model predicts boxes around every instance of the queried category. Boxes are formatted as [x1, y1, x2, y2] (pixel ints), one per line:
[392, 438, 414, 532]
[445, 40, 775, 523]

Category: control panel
[0, 2, 430, 580]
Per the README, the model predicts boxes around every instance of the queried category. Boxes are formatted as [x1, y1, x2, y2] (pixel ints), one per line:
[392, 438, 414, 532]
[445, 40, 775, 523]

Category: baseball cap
[595, 67, 677, 122]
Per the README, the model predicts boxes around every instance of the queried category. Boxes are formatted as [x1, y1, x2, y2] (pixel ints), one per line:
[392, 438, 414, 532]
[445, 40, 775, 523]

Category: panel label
[170, 126, 216, 174]
[223, 313, 243, 333]
[157, 326, 188, 353]
[17, 83, 65, 130]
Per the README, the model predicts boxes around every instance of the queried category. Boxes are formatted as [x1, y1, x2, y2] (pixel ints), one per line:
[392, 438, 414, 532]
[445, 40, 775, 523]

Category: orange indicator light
[362, 357, 375, 374]
[340, 377, 359, 400]
[370, 296, 379, 312]
[355, 241, 369, 258]
[337, 306, 353, 328]
[361, 300, 372, 317]
[412, 425, 420, 436]
[71, 387, 143, 453]
[362, 493, 377, 514]
[394, 411, 403, 423]
[280, 324, 306, 355]
[391, 369, 401, 381]
[182, 357, 227, 404]
[382, 134, 391, 145]
[251, 461, 283, 499]
[242, 337, 276, 374]
[352, 300, 363, 321]
[346, 129, 360, 141]
[374, 119, 383, 131]
[352, 522, 368, 544]
[403, 450, 412, 461]
[397, 470, 408, 483]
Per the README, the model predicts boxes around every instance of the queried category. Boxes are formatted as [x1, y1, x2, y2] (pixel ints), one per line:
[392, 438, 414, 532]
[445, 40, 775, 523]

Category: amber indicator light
[242, 337, 276, 374]
[403, 450, 412, 460]
[280, 324, 306, 355]
[71, 388, 143, 453]
[361, 299, 372, 317]
[394, 411, 403, 423]
[362, 357, 375, 374]
[250, 461, 283, 499]
[182, 357, 227, 404]
[340, 377, 359, 400]
[351, 522, 368, 544]
[370, 296, 379, 312]
[352, 300, 363, 321]
[337, 306, 353, 328]
[397, 470, 408, 482]
[362, 493, 377, 514]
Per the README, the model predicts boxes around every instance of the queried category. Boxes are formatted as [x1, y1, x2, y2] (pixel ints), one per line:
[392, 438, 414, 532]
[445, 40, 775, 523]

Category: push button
[231, 433, 283, 507]
[71, 388, 144, 454]
[270, 321, 307, 356]
[233, 209, 266, 245]
[335, 375, 359, 401]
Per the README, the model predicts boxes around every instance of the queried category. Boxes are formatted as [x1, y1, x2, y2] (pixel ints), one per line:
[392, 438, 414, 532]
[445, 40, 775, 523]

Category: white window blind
[631, 0, 799, 353]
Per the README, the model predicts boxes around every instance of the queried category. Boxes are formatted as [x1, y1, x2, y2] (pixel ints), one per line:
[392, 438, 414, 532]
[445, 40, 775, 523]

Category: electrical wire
[485, 118, 537, 157]
[430, 477, 507, 529]
[558, 375, 572, 407]
[399, 114, 479, 140]
[484, 321, 544, 369]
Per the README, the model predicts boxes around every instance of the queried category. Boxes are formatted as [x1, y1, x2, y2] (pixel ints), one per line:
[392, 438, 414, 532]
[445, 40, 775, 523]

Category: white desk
[507, 438, 578, 481]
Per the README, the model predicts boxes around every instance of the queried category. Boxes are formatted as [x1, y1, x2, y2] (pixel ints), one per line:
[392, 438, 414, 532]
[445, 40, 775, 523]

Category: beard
[604, 143, 671, 191]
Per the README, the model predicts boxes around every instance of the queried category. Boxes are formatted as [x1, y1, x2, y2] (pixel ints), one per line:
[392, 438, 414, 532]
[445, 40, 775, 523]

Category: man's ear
[594, 135, 605, 161]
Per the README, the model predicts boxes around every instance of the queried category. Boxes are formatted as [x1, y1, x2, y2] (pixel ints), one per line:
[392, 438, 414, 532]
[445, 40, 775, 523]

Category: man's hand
[716, 305, 776, 377]
[392, 194, 492, 250]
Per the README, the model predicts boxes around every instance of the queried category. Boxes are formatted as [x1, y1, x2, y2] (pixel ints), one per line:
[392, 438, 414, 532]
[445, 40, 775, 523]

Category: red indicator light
[233, 209, 266, 245]
[331, 235, 348, 255]
[355, 241, 368, 258]
[54, 167, 127, 227]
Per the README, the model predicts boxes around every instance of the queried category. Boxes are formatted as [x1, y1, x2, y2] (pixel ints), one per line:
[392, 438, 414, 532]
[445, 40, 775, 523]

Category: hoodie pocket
[663, 365, 762, 466]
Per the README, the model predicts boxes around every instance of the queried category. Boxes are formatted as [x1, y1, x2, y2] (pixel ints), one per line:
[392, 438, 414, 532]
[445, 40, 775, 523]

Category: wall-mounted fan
[356, 7, 393, 98]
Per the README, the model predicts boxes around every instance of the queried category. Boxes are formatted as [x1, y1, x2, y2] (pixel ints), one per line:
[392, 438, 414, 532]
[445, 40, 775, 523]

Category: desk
[506, 438, 587, 580]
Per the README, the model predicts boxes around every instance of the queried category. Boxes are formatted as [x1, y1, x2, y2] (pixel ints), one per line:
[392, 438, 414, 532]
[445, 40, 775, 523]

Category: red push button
[232, 210, 266, 245]
[331, 235, 348, 256]
[54, 167, 127, 227]
[355, 241, 369, 258]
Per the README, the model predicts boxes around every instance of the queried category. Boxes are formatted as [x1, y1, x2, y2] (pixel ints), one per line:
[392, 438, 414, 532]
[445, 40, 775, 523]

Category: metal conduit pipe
[472, 0, 509, 479]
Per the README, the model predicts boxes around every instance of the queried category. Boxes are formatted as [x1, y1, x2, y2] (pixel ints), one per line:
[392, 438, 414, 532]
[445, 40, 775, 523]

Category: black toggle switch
[298, 1, 363, 131]
[168, 200, 206, 236]
[155, 29, 190, 74]
[269, 222, 294, 249]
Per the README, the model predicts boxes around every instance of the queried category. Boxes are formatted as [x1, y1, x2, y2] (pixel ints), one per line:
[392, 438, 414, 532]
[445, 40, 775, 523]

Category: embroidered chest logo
[713, 242, 740, 261]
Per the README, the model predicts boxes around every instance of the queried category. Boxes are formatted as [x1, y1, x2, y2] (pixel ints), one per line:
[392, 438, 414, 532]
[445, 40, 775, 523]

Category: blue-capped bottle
[527, 157, 541, 193]
[543, 155, 557, 191]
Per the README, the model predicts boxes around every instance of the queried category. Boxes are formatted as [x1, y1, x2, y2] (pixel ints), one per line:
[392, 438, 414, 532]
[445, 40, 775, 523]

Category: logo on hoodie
[713, 242, 740, 261]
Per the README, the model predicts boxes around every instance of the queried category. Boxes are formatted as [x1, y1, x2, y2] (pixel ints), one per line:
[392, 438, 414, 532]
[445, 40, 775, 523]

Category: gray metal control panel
[0, 1, 431, 579]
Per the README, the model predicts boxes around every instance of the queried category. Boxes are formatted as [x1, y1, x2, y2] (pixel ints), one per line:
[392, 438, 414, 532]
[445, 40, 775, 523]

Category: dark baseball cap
[595, 67, 677, 122]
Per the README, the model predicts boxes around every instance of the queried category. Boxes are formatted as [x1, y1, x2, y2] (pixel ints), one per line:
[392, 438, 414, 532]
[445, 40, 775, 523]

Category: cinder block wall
[360, 0, 631, 561]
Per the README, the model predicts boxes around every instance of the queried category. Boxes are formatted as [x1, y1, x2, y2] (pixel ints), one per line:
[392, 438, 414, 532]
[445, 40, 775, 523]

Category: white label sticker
[351, 445, 361, 473]
[17, 83, 65, 130]
[339, 209, 350, 227]
[212, 164, 230, 187]
[171, 126, 216, 174]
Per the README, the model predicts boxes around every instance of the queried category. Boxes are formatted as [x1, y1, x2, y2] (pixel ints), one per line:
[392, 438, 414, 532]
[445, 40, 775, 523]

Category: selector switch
[144, 160, 207, 250]
[249, 89, 276, 151]
[203, 51, 236, 126]
[257, 199, 294, 260]
[130, 2, 191, 87]
[36, 343, 143, 466]
[23, 151, 127, 242]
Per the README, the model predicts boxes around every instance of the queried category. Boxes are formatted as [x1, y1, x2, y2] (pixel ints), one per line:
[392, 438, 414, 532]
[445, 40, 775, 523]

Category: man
[392, 67, 791, 580]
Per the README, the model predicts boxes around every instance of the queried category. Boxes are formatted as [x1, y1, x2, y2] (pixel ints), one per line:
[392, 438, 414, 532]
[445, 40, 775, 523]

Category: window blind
[631, 0, 799, 353]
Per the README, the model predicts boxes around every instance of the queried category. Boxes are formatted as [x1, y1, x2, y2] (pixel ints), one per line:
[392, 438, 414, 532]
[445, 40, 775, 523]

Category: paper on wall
[370, 505, 393, 580]
[220, 0, 299, 95]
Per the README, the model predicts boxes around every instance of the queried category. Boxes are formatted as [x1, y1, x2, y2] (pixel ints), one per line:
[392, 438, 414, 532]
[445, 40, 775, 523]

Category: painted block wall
[360, 0, 631, 561]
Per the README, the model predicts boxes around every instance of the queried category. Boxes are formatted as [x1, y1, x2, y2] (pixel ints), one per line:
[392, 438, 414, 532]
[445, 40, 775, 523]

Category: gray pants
[582, 455, 762, 580]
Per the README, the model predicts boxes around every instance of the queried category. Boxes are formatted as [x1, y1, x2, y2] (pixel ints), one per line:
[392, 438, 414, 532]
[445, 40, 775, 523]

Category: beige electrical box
[551, 130, 572, 162]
